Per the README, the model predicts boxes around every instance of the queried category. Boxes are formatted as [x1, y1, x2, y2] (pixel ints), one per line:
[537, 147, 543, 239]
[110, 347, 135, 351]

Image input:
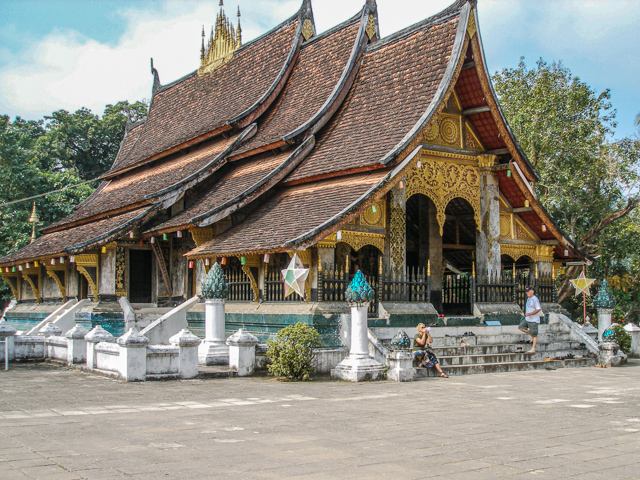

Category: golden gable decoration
[360, 199, 385, 228]
[406, 156, 480, 236]
[365, 14, 377, 40]
[199, 1, 242, 76]
[302, 19, 314, 41]
[467, 10, 477, 38]
[422, 114, 463, 148]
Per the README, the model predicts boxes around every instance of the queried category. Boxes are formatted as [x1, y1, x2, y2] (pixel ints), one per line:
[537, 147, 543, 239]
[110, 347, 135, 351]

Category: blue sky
[1, 0, 638, 139]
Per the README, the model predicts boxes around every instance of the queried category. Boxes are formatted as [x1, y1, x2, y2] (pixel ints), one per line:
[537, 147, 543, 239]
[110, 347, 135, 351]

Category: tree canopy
[493, 58, 640, 321]
[0, 101, 147, 303]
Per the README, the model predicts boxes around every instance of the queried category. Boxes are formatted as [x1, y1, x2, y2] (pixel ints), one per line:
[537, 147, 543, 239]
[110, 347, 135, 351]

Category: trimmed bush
[266, 323, 323, 380]
[612, 324, 632, 354]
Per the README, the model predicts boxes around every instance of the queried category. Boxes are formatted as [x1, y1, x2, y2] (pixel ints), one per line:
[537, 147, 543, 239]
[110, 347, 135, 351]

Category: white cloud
[1, 0, 638, 136]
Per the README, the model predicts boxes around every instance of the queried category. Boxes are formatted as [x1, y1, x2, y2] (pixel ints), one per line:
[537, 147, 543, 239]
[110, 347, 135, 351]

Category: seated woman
[412, 323, 448, 378]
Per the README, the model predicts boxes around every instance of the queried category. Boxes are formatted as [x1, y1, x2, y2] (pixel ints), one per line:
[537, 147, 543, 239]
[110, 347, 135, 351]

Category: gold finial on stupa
[199, 0, 242, 75]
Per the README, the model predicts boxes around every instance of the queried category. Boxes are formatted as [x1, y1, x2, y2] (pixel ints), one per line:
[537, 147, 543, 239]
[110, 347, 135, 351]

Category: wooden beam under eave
[443, 244, 475, 250]
[462, 106, 491, 116]
[513, 207, 534, 213]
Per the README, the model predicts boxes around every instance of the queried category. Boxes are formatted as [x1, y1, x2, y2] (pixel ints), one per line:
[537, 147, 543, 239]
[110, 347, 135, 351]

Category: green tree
[493, 59, 640, 310]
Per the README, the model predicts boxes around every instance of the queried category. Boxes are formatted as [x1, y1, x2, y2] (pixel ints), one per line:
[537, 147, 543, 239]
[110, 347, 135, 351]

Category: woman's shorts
[413, 350, 439, 367]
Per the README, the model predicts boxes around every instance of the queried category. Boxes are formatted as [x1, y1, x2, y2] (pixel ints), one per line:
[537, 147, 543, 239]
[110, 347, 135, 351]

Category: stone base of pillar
[386, 351, 416, 382]
[331, 356, 383, 382]
[198, 341, 229, 366]
[599, 341, 617, 367]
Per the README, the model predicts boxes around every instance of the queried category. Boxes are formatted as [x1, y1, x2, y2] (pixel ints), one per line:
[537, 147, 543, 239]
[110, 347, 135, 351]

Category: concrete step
[416, 357, 597, 377]
[432, 342, 587, 356]
[433, 333, 572, 347]
[436, 351, 592, 367]
[198, 365, 238, 379]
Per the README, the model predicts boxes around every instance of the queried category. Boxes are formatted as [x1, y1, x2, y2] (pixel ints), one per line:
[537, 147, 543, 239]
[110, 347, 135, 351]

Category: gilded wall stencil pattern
[302, 19, 314, 41]
[405, 157, 481, 236]
[45, 266, 66, 299]
[341, 231, 385, 253]
[115, 246, 127, 296]
[499, 214, 512, 238]
[465, 124, 484, 152]
[389, 204, 406, 277]
[365, 14, 376, 40]
[189, 228, 214, 247]
[360, 200, 385, 228]
[515, 220, 536, 241]
[421, 114, 463, 148]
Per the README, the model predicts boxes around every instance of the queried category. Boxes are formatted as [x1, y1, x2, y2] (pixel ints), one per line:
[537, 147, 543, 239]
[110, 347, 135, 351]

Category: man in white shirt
[518, 286, 542, 353]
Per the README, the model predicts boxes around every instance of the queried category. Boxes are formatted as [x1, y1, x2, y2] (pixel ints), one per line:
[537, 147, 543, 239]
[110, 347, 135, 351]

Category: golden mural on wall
[405, 155, 481, 236]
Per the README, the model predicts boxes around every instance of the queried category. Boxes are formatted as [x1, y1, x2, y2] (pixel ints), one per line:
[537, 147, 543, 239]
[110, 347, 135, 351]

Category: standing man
[519, 286, 542, 353]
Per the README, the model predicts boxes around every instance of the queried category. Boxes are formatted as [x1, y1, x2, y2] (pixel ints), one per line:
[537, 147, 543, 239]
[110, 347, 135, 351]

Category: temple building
[0, 0, 588, 338]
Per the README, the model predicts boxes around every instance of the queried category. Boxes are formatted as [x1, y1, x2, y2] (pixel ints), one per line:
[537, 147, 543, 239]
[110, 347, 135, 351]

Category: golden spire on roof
[198, 0, 242, 76]
[28, 202, 39, 243]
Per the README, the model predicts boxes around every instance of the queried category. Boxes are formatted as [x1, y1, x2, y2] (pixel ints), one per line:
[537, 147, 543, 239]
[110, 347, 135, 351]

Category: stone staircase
[416, 323, 597, 377]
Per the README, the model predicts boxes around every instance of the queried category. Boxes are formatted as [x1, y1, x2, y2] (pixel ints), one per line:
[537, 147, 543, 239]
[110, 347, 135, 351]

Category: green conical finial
[593, 278, 616, 310]
[344, 271, 376, 305]
[201, 262, 229, 300]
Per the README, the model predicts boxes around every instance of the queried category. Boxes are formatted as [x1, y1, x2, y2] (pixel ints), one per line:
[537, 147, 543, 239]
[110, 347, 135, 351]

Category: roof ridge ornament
[467, 10, 476, 38]
[198, 1, 242, 76]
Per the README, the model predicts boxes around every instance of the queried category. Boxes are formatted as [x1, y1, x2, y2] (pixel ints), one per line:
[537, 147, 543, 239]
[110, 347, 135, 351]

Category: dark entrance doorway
[129, 249, 153, 303]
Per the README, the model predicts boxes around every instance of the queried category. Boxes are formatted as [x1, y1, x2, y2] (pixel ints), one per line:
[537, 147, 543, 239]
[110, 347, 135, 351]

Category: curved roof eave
[470, 6, 541, 183]
[378, 1, 471, 167]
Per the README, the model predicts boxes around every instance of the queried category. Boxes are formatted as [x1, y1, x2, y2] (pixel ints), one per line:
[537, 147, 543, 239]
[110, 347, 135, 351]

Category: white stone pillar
[226, 328, 259, 376]
[170, 329, 202, 379]
[199, 298, 229, 365]
[597, 309, 613, 343]
[386, 350, 416, 382]
[624, 323, 640, 358]
[332, 303, 384, 382]
[65, 325, 88, 365]
[117, 328, 149, 382]
[84, 326, 115, 370]
[477, 155, 501, 280]
[0, 322, 16, 370]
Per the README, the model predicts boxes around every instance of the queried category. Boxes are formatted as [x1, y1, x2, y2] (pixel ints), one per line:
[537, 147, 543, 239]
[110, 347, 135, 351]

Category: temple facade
[0, 0, 587, 337]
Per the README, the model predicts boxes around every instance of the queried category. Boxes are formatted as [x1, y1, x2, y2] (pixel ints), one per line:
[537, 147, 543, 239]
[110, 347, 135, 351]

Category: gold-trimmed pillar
[476, 154, 501, 279]
[388, 184, 406, 280]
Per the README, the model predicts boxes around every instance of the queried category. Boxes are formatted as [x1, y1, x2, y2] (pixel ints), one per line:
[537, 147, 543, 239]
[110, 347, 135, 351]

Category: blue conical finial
[593, 279, 616, 310]
[201, 262, 229, 299]
[345, 271, 376, 305]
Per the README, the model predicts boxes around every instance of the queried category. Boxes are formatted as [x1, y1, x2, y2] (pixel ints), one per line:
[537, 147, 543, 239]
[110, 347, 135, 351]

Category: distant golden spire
[28, 202, 39, 243]
[198, 0, 242, 75]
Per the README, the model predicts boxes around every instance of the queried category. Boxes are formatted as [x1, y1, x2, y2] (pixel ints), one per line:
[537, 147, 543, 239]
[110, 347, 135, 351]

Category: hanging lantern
[18, 265, 23, 271]
[176, 230, 182, 238]
[26, 262, 30, 269]
[12, 267, 16, 272]
[221, 257, 227, 266]
[560, 267, 565, 275]
[34, 261, 39, 267]
[150, 237, 155, 244]
[417, 159, 422, 168]
[507, 170, 512, 177]
[129, 231, 135, 239]
[336, 231, 342, 240]
[4, 267, 8, 273]
[564, 249, 569, 256]
[101, 246, 107, 254]
[524, 200, 530, 207]
[163, 233, 168, 241]
[541, 224, 547, 232]
[69, 257, 74, 263]
[240, 256, 246, 265]
[205, 258, 210, 266]
[139, 240, 143, 247]
[59, 257, 64, 264]
[188, 261, 194, 269]
[398, 180, 405, 189]
[263, 253, 270, 263]
[50, 259, 55, 265]
[371, 205, 377, 214]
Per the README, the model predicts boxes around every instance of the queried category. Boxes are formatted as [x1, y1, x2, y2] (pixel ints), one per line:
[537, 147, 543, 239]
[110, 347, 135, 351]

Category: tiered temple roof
[0, 0, 587, 269]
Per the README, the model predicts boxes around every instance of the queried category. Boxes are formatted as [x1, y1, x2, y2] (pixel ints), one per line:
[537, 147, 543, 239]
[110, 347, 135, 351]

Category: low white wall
[146, 345, 180, 375]
[46, 336, 68, 362]
[313, 348, 348, 374]
[94, 342, 121, 373]
[13, 336, 45, 360]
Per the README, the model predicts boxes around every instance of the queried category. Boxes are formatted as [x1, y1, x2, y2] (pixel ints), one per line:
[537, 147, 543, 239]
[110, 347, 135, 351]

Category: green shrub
[612, 324, 632, 354]
[266, 323, 323, 380]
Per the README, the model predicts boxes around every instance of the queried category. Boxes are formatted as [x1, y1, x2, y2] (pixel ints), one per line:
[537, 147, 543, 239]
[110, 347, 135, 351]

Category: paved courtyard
[1, 361, 640, 480]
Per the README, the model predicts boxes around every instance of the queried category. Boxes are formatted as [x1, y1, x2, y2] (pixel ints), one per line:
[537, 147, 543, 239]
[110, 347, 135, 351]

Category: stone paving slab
[1, 362, 640, 479]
